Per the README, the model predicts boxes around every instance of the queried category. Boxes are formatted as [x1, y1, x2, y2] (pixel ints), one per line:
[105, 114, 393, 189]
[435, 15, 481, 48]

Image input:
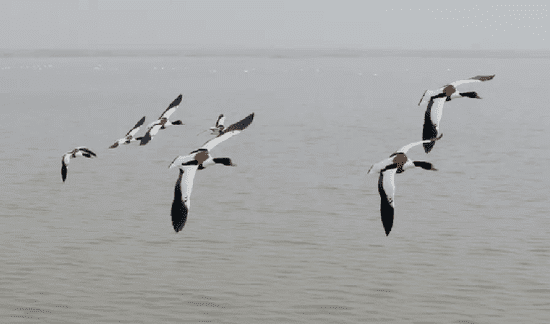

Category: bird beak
[476, 95, 482, 99]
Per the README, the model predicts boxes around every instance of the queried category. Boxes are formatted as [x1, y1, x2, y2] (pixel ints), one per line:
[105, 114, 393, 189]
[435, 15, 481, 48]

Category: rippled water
[1, 55, 549, 323]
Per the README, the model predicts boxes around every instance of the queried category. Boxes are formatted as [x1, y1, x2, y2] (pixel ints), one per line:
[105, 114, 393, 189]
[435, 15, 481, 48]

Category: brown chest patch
[194, 151, 209, 164]
[392, 153, 408, 168]
[443, 85, 456, 97]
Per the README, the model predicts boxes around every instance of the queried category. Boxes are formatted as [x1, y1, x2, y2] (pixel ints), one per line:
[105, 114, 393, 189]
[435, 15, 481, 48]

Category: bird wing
[431, 97, 446, 129]
[61, 154, 70, 182]
[378, 170, 396, 236]
[450, 74, 495, 87]
[125, 116, 146, 137]
[367, 157, 394, 175]
[201, 113, 254, 151]
[140, 121, 163, 145]
[169, 154, 198, 169]
[422, 99, 439, 153]
[216, 115, 225, 128]
[171, 166, 198, 232]
[159, 94, 183, 119]
[77, 147, 97, 158]
[418, 89, 437, 106]
[395, 135, 443, 154]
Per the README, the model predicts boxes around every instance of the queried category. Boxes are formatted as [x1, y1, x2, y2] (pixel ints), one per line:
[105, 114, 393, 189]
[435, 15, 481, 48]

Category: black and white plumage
[418, 75, 495, 153]
[210, 114, 226, 135]
[61, 147, 97, 182]
[140, 94, 184, 146]
[196, 114, 226, 136]
[168, 113, 254, 232]
[109, 116, 146, 148]
[367, 137, 441, 236]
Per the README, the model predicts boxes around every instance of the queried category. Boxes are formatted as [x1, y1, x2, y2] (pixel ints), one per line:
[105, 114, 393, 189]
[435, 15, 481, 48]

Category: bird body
[140, 95, 184, 145]
[367, 138, 440, 236]
[61, 147, 97, 182]
[419, 75, 495, 153]
[109, 116, 146, 148]
[418, 75, 495, 106]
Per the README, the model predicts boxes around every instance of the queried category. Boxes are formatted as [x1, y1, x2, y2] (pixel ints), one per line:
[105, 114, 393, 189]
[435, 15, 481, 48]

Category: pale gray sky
[0, 0, 548, 50]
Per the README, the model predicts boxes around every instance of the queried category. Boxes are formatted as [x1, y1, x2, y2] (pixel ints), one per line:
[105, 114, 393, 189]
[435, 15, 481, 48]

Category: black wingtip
[139, 133, 151, 146]
[168, 94, 183, 109]
[222, 112, 255, 135]
[423, 142, 435, 154]
[61, 164, 67, 182]
[136, 116, 146, 127]
[171, 169, 188, 233]
[109, 142, 118, 149]
[378, 172, 394, 236]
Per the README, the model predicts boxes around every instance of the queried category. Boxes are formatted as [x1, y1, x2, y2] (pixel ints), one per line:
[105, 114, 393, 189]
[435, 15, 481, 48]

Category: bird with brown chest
[367, 136, 441, 236]
[168, 113, 254, 232]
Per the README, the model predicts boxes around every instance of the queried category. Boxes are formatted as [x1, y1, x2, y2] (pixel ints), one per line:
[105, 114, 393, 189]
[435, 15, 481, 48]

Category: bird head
[460, 91, 482, 99]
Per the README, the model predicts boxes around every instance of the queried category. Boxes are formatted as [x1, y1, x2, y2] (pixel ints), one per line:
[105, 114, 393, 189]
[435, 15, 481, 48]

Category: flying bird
[419, 75, 495, 153]
[367, 137, 441, 236]
[197, 114, 225, 136]
[168, 113, 255, 232]
[61, 147, 97, 182]
[109, 116, 146, 148]
[140, 94, 184, 146]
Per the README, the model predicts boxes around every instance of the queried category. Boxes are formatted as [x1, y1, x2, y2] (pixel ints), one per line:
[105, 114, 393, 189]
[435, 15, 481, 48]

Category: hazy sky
[0, 0, 548, 50]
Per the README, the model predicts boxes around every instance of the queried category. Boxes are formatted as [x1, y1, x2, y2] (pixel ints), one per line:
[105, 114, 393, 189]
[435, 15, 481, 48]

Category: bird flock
[64, 75, 494, 236]
[367, 74, 495, 236]
[61, 94, 255, 233]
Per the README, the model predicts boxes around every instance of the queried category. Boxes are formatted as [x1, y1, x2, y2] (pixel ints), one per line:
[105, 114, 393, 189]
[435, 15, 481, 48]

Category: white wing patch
[382, 169, 396, 208]
[181, 166, 198, 206]
[160, 107, 177, 120]
[201, 130, 241, 151]
[396, 141, 428, 154]
[148, 123, 163, 137]
[431, 97, 446, 130]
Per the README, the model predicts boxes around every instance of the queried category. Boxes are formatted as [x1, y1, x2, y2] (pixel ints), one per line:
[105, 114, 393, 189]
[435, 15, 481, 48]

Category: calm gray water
[1, 55, 549, 323]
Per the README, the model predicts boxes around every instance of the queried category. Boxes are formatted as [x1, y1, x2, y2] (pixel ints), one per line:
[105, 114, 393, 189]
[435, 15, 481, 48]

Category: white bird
[109, 116, 146, 148]
[140, 94, 184, 145]
[61, 147, 97, 182]
[196, 114, 226, 136]
[168, 113, 255, 232]
[418, 75, 495, 153]
[367, 137, 441, 236]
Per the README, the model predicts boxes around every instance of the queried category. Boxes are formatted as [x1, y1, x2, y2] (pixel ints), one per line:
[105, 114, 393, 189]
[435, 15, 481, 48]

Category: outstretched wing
[139, 121, 163, 146]
[450, 74, 495, 87]
[201, 113, 254, 151]
[396, 136, 442, 155]
[61, 155, 69, 182]
[216, 114, 225, 128]
[171, 166, 198, 233]
[169, 154, 198, 169]
[77, 147, 97, 158]
[378, 170, 396, 236]
[418, 89, 438, 106]
[159, 94, 183, 119]
[421, 97, 446, 153]
[125, 116, 146, 137]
